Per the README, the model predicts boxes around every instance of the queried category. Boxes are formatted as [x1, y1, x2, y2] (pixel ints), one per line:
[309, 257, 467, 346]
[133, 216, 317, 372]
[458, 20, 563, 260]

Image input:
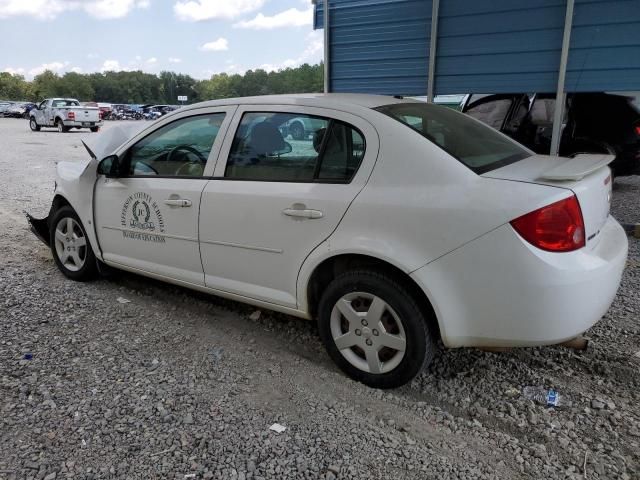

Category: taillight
[67, 111, 75, 120]
[510, 195, 585, 252]
[634, 124, 640, 136]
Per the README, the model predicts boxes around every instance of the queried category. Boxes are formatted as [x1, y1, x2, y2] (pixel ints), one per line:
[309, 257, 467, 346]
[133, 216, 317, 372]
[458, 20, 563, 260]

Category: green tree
[2, 63, 324, 104]
[0, 72, 32, 100]
[57, 72, 94, 100]
[32, 70, 61, 99]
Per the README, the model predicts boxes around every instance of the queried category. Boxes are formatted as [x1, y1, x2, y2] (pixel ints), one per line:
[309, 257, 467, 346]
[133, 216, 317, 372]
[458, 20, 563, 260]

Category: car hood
[81, 123, 145, 161]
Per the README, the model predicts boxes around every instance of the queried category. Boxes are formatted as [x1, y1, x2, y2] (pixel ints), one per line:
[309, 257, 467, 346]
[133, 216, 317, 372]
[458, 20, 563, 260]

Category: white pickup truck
[29, 98, 103, 133]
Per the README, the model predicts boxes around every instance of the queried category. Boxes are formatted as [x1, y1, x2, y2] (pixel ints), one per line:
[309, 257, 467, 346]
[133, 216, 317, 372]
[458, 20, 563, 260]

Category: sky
[0, 0, 322, 80]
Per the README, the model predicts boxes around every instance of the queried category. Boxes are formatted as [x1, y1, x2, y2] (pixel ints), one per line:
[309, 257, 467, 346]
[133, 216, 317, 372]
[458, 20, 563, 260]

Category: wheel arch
[49, 191, 102, 260]
[303, 253, 442, 341]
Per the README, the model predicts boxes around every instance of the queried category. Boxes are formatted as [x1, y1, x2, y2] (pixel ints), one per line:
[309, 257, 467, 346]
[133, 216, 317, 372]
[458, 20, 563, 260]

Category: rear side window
[376, 103, 531, 174]
[225, 112, 365, 182]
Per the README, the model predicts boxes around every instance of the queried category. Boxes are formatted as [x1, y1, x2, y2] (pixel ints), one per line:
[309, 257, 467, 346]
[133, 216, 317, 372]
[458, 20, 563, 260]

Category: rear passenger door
[199, 105, 378, 308]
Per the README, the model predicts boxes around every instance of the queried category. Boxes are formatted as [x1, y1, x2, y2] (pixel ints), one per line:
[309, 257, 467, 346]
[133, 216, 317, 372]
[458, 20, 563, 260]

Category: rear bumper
[65, 120, 103, 127]
[411, 216, 628, 348]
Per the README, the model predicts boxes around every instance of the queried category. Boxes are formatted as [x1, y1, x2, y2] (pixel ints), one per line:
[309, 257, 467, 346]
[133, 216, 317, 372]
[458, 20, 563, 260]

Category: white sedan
[28, 94, 628, 388]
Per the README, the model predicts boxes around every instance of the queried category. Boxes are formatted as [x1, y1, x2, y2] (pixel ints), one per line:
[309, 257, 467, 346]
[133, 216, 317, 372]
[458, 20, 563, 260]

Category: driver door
[94, 107, 235, 285]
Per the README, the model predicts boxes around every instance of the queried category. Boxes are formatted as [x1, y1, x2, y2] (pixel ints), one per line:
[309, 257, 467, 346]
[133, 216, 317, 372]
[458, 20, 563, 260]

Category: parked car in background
[28, 94, 627, 388]
[462, 92, 640, 176]
[97, 103, 112, 120]
[0, 101, 14, 116]
[282, 115, 327, 140]
[4, 102, 36, 118]
[30, 98, 103, 132]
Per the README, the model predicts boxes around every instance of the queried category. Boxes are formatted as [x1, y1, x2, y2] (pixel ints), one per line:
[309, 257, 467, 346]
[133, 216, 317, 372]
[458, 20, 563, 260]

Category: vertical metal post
[323, 0, 330, 93]
[550, 0, 575, 156]
[427, 0, 440, 102]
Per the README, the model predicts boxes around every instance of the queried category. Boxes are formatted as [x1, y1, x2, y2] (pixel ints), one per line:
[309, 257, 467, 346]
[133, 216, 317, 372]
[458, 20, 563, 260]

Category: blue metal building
[314, 0, 640, 96]
[313, 0, 640, 153]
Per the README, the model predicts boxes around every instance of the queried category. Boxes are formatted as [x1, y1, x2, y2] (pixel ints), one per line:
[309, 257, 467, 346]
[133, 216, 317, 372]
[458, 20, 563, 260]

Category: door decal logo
[121, 192, 166, 243]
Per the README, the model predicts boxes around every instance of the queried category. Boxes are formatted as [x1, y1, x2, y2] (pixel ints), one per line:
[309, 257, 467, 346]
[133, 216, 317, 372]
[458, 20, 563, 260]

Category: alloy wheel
[54, 217, 87, 272]
[330, 292, 407, 374]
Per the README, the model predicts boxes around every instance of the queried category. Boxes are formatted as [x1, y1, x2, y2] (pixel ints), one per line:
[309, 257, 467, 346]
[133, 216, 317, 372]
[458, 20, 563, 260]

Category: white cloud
[101, 59, 122, 72]
[168, 57, 182, 63]
[257, 31, 322, 72]
[2, 67, 26, 75]
[0, 0, 151, 20]
[174, 0, 264, 21]
[70, 66, 83, 73]
[200, 38, 229, 52]
[29, 61, 66, 76]
[87, 53, 99, 59]
[83, 0, 151, 19]
[0, 0, 66, 20]
[146, 57, 158, 64]
[234, 7, 312, 30]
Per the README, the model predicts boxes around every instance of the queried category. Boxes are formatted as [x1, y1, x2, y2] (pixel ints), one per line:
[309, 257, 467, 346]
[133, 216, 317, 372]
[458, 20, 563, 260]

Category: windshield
[376, 102, 531, 174]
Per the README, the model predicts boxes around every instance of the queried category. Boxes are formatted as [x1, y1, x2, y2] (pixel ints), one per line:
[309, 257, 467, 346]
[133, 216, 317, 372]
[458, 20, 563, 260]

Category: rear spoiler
[538, 154, 615, 181]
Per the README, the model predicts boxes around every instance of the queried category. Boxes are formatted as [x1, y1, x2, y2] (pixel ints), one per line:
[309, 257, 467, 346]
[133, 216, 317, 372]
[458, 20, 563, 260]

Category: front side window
[126, 113, 225, 177]
[225, 112, 365, 182]
[376, 102, 531, 174]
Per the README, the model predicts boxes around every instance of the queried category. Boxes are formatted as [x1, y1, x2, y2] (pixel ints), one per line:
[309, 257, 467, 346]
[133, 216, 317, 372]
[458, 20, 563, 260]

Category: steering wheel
[167, 145, 208, 176]
[167, 145, 207, 164]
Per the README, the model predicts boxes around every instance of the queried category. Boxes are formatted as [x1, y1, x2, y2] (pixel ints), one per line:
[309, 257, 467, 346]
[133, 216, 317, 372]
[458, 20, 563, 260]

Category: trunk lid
[67, 106, 100, 123]
[483, 154, 614, 248]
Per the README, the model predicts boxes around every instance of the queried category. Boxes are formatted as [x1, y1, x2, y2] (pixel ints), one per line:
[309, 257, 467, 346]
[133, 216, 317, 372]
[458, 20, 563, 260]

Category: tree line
[0, 63, 323, 104]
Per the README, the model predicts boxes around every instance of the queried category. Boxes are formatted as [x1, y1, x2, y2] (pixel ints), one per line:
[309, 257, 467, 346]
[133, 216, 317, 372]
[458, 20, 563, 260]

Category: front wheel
[29, 117, 40, 131]
[317, 270, 436, 389]
[49, 206, 97, 281]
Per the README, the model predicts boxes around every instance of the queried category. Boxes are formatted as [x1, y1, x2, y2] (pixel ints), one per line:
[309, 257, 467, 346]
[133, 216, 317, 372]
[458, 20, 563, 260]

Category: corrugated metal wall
[315, 0, 640, 95]
[315, 0, 432, 95]
[435, 0, 566, 94]
[567, 0, 640, 92]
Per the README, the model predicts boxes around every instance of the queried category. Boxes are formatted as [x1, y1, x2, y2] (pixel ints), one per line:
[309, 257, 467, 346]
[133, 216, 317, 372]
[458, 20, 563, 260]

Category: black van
[462, 93, 640, 176]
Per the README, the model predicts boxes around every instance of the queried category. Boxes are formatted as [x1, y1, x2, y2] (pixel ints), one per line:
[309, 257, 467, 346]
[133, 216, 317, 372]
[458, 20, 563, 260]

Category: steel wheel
[53, 217, 87, 272]
[57, 121, 64, 133]
[330, 292, 407, 374]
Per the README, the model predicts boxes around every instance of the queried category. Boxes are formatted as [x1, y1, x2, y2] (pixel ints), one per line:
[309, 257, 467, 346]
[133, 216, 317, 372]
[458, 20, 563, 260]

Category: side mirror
[97, 155, 121, 177]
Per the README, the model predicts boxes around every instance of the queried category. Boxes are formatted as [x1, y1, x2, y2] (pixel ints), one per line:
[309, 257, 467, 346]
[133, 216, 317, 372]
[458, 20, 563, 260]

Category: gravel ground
[0, 117, 639, 480]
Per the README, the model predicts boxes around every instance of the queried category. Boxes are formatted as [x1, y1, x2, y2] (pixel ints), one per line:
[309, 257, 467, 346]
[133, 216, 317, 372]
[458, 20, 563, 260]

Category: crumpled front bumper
[26, 212, 51, 246]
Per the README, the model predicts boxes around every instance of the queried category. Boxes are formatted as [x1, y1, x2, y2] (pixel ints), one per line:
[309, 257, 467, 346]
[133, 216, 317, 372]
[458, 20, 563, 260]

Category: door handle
[164, 198, 192, 207]
[282, 208, 323, 219]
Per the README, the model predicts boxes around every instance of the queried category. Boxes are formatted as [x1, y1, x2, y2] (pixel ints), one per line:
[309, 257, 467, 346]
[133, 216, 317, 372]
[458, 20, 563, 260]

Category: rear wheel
[29, 117, 40, 132]
[317, 270, 436, 388]
[50, 206, 97, 281]
[289, 121, 305, 140]
[56, 119, 68, 133]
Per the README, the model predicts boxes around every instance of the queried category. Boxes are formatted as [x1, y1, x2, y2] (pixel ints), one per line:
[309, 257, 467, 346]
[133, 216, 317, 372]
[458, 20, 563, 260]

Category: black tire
[90, 126, 100, 133]
[29, 117, 40, 131]
[56, 119, 68, 133]
[289, 121, 305, 140]
[317, 270, 436, 389]
[49, 206, 97, 281]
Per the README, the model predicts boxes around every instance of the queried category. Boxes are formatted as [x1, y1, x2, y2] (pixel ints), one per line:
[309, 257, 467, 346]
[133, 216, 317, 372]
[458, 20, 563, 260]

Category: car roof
[181, 93, 414, 113]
